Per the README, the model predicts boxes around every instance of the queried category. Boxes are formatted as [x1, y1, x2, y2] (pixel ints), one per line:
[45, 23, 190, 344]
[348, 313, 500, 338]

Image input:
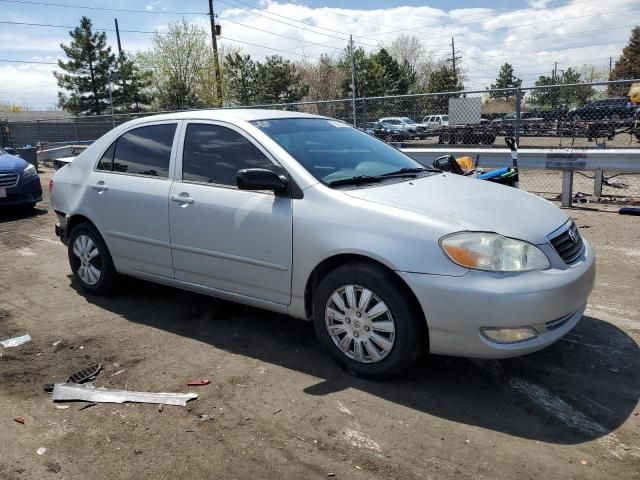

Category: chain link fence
[2, 79, 639, 203]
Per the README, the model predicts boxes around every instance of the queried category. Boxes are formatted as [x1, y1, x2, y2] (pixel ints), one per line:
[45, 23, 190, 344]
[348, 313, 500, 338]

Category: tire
[312, 262, 426, 379]
[68, 222, 117, 295]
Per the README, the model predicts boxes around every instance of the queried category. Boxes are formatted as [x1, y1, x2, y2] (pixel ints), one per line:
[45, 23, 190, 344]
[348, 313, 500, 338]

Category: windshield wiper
[328, 175, 383, 187]
[380, 166, 438, 176]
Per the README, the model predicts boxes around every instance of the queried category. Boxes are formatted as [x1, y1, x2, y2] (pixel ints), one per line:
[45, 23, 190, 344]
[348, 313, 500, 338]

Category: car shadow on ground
[72, 276, 640, 446]
[0, 206, 48, 224]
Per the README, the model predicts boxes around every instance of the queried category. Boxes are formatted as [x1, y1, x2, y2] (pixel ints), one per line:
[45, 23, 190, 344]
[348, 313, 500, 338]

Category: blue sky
[0, 0, 636, 109]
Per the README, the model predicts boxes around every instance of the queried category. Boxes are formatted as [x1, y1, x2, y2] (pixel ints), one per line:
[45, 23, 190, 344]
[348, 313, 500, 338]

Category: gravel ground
[1, 169, 639, 479]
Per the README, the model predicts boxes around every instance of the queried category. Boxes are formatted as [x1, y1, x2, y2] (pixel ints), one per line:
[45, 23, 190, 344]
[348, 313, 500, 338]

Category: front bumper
[398, 240, 596, 359]
[0, 174, 42, 207]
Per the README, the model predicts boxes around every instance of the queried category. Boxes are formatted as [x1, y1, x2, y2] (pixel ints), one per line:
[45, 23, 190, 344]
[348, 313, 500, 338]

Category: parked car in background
[51, 109, 595, 378]
[379, 117, 424, 137]
[422, 114, 449, 129]
[567, 97, 636, 121]
[0, 146, 42, 209]
[364, 121, 414, 142]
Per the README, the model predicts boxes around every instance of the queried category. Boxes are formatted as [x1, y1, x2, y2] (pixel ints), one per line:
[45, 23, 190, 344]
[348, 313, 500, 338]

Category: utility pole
[349, 35, 357, 127]
[553, 61, 558, 82]
[609, 56, 613, 75]
[114, 18, 122, 54]
[208, 0, 223, 107]
[446, 37, 462, 79]
[114, 18, 127, 110]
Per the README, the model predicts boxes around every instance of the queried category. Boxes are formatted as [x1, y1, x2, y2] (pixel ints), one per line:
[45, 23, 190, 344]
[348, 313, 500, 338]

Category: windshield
[442, 115, 449, 121]
[401, 118, 417, 124]
[252, 118, 428, 186]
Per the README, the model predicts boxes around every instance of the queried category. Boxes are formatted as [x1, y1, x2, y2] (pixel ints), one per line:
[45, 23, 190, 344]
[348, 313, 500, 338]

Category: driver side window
[182, 123, 279, 187]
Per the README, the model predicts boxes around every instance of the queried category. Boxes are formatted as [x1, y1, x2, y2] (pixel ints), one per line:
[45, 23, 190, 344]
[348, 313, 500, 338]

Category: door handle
[171, 194, 194, 204]
[89, 183, 108, 192]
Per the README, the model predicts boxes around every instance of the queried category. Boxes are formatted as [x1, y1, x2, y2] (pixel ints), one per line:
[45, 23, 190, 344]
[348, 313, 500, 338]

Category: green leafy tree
[224, 52, 258, 105]
[340, 47, 411, 98]
[608, 26, 640, 96]
[54, 17, 116, 115]
[113, 52, 153, 112]
[426, 65, 464, 94]
[255, 55, 308, 104]
[489, 63, 522, 101]
[138, 20, 211, 110]
[528, 67, 593, 109]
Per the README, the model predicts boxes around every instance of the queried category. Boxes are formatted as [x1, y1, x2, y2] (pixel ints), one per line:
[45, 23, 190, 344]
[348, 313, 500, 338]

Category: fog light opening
[480, 327, 539, 344]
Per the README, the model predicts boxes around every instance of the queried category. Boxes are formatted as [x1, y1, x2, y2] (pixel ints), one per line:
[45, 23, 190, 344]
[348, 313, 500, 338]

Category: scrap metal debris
[187, 379, 211, 386]
[44, 362, 102, 392]
[52, 383, 198, 407]
[1, 334, 32, 348]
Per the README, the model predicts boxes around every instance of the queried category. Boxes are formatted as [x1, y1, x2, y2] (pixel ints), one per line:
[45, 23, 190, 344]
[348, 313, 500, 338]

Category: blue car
[0, 147, 43, 209]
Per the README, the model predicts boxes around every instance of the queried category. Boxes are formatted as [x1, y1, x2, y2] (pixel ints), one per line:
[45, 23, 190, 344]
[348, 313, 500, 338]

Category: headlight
[22, 164, 37, 177]
[440, 232, 550, 272]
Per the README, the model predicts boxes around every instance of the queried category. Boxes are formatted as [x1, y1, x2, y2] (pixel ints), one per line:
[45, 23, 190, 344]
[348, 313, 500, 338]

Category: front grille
[0, 171, 19, 188]
[549, 221, 584, 264]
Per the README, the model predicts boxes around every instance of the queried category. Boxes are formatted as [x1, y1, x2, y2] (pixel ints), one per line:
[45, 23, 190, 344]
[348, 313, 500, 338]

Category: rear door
[86, 122, 179, 278]
[168, 121, 293, 305]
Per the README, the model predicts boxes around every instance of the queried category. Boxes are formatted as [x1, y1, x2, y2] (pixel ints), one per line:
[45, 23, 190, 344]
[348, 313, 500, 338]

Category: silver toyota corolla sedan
[50, 110, 595, 378]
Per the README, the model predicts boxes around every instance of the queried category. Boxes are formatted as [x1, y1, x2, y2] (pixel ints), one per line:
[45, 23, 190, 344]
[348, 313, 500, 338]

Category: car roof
[124, 108, 325, 125]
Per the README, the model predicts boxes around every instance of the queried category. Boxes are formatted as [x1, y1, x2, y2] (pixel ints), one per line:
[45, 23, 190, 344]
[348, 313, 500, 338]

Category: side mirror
[237, 168, 288, 193]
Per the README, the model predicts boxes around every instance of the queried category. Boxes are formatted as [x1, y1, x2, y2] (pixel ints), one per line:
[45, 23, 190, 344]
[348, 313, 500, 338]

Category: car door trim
[105, 230, 171, 248]
[170, 242, 289, 271]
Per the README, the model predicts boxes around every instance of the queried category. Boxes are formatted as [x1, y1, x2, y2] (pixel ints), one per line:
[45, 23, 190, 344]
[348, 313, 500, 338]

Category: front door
[168, 122, 292, 305]
[86, 122, 179, 278]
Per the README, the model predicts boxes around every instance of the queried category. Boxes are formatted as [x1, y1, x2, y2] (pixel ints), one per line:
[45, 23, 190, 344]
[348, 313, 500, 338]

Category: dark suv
[568, 98, 636, 121]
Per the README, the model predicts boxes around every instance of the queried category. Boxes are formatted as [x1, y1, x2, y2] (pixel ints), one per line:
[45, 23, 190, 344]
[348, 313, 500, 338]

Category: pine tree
[224, 52, 258, 105]
[424, 65, 464, 113]
[113, 52, 152, 112]
[54, 17, 116, 116]
[528, 67, 593, 109]
[370, 48, 411, 96]
[255, 55, 308, 104]
[608, 26, 640, 96]
[489, 63, 522, 101]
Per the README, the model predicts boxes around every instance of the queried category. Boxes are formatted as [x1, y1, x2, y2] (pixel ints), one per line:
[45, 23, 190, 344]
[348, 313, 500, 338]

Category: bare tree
[297, 54, 346, 103]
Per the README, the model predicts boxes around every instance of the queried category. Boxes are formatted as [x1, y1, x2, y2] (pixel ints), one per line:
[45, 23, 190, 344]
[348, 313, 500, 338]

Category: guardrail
[403, 148, 640, 207]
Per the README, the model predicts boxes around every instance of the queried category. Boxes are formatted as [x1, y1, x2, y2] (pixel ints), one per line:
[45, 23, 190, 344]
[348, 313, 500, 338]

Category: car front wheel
[312, 262, 426, 378]
[68, 222, 116, 295]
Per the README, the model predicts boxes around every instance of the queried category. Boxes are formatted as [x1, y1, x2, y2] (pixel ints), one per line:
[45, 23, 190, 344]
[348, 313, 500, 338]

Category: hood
[0, 153, 28, 171]
[343, 173, 569, 245]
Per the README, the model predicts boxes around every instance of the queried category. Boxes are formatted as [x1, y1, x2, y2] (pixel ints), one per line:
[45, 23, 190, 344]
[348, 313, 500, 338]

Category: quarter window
[182, 123, 277, 187]
[110, 124, 176, 178]
[97, 142, 115, 171]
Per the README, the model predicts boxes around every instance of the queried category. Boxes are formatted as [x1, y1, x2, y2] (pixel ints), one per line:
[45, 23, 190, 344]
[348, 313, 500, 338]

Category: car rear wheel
[312, 262, 426, 378]
[68, 222, 116, 295]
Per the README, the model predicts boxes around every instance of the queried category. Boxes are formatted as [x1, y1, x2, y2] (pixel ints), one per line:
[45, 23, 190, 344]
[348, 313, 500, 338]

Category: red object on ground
[187, 379, 211, 386]
[14, 416, 25, 424]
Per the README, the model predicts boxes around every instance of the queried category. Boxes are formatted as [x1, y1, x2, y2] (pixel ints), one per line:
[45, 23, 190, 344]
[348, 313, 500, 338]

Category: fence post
[514, 88, 522, 145]
[73, 118, 78, 143]
[35, 120, 41, 148]
[594, 168, 604, 198]
[561, 170, 574, 208]
[362, 97, 367, 126]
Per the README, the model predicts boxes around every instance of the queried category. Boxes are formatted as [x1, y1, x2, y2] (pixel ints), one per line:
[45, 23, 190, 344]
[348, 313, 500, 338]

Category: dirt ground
[1, 169, 639, 480]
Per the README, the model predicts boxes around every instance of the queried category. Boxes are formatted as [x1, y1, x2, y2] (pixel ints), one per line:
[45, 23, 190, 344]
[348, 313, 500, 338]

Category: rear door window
[182, 123, 278, 187]
[111, 124, 177, 178]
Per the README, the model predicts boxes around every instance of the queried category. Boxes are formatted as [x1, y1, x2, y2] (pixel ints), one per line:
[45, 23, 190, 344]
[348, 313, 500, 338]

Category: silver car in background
[50, 110, 595, 378]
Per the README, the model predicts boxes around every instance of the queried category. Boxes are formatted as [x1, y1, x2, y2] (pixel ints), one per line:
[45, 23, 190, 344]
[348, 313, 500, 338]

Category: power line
[0, 0, 205, 15]
[217, 0, 380, 47]
[0, 59, 58, 64]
